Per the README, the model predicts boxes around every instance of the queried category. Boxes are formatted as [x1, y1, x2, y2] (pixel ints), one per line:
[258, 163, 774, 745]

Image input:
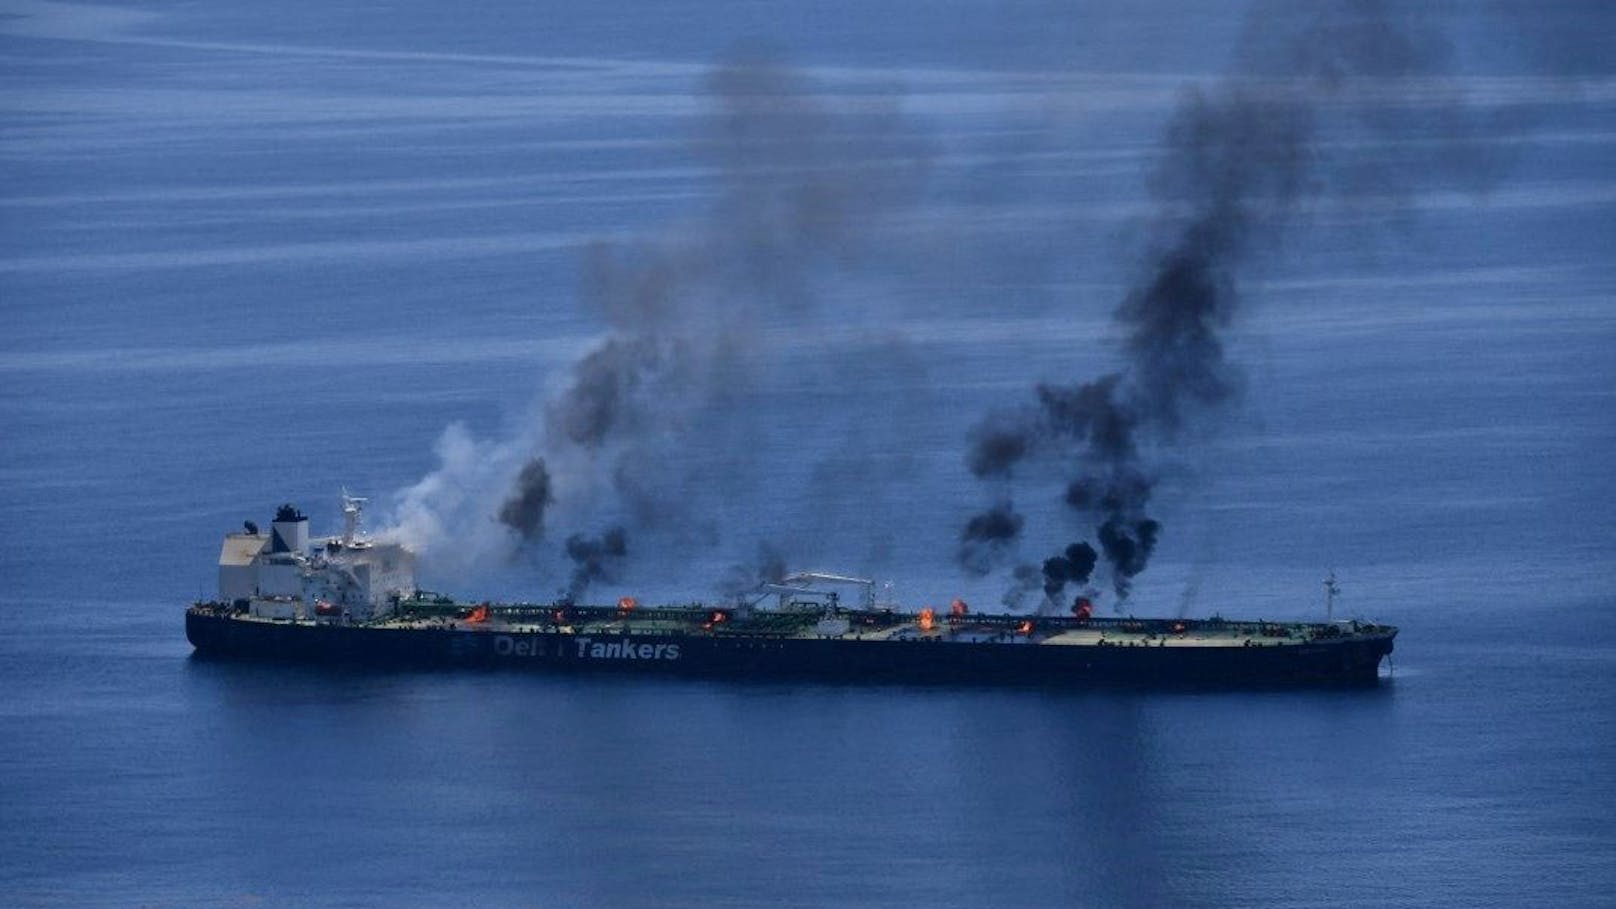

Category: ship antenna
[1323, 570, 1340, 622]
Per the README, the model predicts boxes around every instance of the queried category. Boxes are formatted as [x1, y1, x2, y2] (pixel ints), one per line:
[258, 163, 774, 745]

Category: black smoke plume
[965, 418, 1033, 479]
[1096, 517, 1160, 599]
[960, 0, 1475, 599]
[1042, 542, 1098, 602]
[547, 337, 668, 452]
[562, 527, 628, 602]
[957, 502, 1024, 576]
[497, 458, 554, 539]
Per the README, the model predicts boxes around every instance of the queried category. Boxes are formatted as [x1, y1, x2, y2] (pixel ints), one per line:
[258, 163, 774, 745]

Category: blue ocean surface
[2, 1, 1613, 906]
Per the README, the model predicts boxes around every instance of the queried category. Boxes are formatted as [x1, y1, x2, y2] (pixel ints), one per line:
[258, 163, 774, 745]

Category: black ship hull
[186, 610, 1395, 688]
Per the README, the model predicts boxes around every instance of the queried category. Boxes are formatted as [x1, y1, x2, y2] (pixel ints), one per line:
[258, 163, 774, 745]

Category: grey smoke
[719, 541, 789, 598]
[496, 54, 931, 586]
[1001, 563, 1044, 613]
[384, 53, 934, 595]
[960, 0, 1482, 599]
[1064, 470, 1153, 515]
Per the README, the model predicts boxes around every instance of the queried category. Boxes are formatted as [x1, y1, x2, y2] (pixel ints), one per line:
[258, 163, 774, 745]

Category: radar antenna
[1323, 570, 1340, 622]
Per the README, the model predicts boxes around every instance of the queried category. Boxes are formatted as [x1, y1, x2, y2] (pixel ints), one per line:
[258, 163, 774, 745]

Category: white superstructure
[215, 496, 416, 622]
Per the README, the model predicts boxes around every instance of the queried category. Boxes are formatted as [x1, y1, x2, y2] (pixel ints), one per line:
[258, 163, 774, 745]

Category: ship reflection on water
[180, 656, 1396, 907]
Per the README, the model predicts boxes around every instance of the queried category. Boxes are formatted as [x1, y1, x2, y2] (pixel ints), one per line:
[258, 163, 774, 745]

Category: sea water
[2, 1, 1613, 906]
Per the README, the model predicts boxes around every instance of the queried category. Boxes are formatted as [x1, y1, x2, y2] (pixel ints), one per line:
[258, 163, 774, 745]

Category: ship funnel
[270, 504, 309, 554]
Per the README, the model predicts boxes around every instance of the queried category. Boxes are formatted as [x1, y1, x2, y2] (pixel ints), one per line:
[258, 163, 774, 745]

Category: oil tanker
[186, 498, 1396, 687]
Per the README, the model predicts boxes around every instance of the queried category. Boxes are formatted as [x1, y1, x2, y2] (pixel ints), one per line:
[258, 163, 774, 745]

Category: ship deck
[218, 598, 1391, 650]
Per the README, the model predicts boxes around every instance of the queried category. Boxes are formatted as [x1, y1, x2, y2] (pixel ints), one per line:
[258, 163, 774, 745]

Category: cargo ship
[186, 498, 1396, 687]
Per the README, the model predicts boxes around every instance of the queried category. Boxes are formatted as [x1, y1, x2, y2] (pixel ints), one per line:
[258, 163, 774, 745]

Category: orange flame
[466, 605, 490, 624]
[711, 611, 727, 624]
[949, 598, 968, 617]
[918, 607, 936, 632]
[617, 596, 638, 612]
[1017, 620, 1034, 635]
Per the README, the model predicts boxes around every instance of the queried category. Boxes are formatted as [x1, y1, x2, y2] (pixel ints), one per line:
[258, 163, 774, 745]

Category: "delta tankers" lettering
[574, 637, 680, 661]
[492, 635, 681, 660]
